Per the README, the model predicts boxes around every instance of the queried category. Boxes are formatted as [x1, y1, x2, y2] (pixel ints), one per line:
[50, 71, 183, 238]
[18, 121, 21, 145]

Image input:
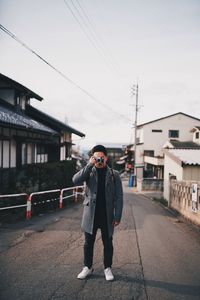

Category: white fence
[0, 185, 85, 220]
[170, 180, 200, 226]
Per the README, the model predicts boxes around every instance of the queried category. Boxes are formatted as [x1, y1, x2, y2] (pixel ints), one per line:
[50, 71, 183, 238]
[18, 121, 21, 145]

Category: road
[0, 182, 200, 300]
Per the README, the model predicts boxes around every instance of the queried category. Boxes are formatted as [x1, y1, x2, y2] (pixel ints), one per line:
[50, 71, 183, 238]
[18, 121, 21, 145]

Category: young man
[73, 145, 123, 281]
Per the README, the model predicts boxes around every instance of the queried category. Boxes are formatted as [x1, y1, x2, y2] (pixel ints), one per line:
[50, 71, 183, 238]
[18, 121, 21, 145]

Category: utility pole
[131, 84, 139, 178]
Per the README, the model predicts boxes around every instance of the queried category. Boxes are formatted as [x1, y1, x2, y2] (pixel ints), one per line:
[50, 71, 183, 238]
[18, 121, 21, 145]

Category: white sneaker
[77, 266, 93, 279]
[104, 267, 114, 281]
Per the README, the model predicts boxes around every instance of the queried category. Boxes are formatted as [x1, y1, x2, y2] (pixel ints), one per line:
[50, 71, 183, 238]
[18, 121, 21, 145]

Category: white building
[163, 149, 200, 201]
[163, 125, 200, 201]
[135, 112, 200, 181]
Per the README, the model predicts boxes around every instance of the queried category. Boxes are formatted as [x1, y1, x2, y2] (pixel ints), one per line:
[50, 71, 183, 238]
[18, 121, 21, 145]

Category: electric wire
[0, 23, 131, 122]
[76, 0, 121, 73]
[64, 0, 118, 74]
[72, 0, 119, 73]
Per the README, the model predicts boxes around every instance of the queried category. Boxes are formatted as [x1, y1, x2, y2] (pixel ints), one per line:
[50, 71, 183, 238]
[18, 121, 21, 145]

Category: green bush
[0, 160, 76, 194]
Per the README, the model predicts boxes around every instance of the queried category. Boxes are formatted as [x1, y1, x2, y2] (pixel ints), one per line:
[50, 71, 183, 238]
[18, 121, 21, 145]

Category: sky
[0, 0, 200, 150]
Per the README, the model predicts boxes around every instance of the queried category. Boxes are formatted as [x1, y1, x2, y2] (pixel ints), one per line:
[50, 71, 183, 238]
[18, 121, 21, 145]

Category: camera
[95, 157, 104, 164]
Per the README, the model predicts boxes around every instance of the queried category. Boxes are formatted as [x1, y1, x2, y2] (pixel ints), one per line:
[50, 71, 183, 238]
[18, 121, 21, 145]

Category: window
[169, 130, 179, 138]
[196, 132, 199, 139]
[144, 150, 154, 157]
[152, 129, 162, 133]
[21, 143, 27, 165]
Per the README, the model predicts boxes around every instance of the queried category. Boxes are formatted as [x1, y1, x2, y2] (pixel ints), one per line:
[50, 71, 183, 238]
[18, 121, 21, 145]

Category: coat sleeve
[114, 172, 123, 222]
[72, 163, 94, 186]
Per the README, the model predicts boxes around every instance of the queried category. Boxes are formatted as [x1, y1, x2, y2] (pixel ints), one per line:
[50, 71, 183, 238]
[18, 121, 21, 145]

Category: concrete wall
[142, 178, 163, 191]
[183, 166, 200, 181]
[170, 180, 200, 226]
[164, 154, 183, 201]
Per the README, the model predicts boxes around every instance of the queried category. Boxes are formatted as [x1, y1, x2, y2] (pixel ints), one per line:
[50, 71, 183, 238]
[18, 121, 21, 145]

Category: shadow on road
[145, 278, 200, 297]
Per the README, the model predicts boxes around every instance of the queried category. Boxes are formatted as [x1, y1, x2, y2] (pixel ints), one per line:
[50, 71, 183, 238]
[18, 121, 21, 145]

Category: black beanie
[91, 144, 107, 156]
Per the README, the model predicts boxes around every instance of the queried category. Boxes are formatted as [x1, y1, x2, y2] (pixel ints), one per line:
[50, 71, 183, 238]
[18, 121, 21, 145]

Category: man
[73, 145, 123, 281]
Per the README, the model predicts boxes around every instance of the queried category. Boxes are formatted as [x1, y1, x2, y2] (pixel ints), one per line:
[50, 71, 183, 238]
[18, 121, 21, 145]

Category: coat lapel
[91, 166, 98, 184]
[106, 166, 112, 186]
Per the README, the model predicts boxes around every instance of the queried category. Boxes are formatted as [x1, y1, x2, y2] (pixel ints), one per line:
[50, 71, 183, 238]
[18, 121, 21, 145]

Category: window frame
[168, 130, 179, 138]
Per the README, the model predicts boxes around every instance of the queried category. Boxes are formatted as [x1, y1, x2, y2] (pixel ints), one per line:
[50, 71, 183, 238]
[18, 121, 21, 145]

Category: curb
[141, 193, 200, 232]
[140, 192, 179, 218]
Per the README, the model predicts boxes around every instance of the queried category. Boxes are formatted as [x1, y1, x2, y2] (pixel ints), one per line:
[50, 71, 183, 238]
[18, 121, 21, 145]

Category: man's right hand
[89, 156, 96, 165]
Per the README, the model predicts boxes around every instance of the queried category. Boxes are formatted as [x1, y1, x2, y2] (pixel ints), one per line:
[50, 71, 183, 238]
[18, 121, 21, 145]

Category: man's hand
[89, 156, 96, 165]
[112, 220, 120, 227]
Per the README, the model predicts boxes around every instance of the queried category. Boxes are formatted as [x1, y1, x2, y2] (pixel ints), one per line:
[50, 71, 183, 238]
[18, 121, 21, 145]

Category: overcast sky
[0, 0, 200, 149]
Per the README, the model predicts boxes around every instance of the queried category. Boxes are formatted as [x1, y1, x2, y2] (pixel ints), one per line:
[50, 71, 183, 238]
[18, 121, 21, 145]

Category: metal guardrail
[0, 186, 85, 220]
[0, 193, 28, 210]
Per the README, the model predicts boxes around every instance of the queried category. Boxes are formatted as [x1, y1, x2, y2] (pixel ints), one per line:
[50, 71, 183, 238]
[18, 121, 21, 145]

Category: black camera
[95, 157, 104, 164]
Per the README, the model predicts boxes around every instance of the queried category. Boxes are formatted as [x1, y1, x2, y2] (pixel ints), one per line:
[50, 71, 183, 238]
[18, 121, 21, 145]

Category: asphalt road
[0, 182, 200, 300]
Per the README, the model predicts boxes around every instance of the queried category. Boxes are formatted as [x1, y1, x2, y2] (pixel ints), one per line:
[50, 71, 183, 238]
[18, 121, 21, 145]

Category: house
[0, 73, 85, 192]
[135, 112, 200, 184]
[162, 126, 200, 226]
[163, 127, 200, 201]
[163, 148, 200, 207]
[26, 105, 85, 161]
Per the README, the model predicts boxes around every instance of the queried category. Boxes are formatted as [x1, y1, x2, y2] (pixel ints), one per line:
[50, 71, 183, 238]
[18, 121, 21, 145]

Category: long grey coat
[72, 163, 123, 238]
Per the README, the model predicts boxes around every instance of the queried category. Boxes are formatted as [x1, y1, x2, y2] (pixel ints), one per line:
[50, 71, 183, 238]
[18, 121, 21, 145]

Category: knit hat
[91, 144, 107, 156]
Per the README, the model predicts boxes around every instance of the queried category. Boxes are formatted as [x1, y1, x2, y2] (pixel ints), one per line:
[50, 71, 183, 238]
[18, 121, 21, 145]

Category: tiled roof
[169, 140, 200, 149]
[168, 149, 200, 166]
[137, 112, 200, 128]
[26, 105, 85, 137]
[0, 104, 57, 135]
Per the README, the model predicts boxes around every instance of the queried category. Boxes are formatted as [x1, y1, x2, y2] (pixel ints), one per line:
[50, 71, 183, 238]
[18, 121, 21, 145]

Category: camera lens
[96, 157, 104, 163]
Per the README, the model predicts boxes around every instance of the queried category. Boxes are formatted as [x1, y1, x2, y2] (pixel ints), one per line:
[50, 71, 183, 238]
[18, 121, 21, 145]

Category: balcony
[144, 155, 164, 166]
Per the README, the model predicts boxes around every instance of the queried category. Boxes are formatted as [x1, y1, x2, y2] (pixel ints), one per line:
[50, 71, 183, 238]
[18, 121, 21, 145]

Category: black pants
[84, 221, 113, 269]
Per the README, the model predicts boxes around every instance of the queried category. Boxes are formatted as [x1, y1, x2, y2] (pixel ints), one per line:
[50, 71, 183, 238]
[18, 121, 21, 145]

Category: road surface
[0, 182, 200, 300]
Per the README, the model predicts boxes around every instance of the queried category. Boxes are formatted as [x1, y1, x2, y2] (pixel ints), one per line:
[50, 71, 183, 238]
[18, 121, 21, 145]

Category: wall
[142, 178, 163, 191]
[170, 180, 200, 226]
[164, 153, 183, 201]
[183, 166, 200, 181]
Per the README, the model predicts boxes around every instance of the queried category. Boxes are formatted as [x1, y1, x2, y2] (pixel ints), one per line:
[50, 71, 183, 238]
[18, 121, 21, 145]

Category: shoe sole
[105, 277, 114, 281]
[77, 269, 94, 280]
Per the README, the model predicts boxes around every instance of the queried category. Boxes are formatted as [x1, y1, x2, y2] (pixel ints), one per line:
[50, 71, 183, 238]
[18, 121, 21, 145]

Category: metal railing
[0, 185, 85, 220]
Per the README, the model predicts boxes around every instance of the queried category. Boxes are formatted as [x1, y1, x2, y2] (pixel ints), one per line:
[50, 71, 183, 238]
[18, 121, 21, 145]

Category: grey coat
[72, 163, 123, 238]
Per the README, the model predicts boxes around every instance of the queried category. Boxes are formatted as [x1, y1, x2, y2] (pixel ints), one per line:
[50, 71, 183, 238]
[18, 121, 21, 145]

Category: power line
[76, 0, 120, 71]
[63, 0, 118, 74]
[0, 23, 131, 122]
[64, 0, 135, 115]
[75, 0, 121, 73]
